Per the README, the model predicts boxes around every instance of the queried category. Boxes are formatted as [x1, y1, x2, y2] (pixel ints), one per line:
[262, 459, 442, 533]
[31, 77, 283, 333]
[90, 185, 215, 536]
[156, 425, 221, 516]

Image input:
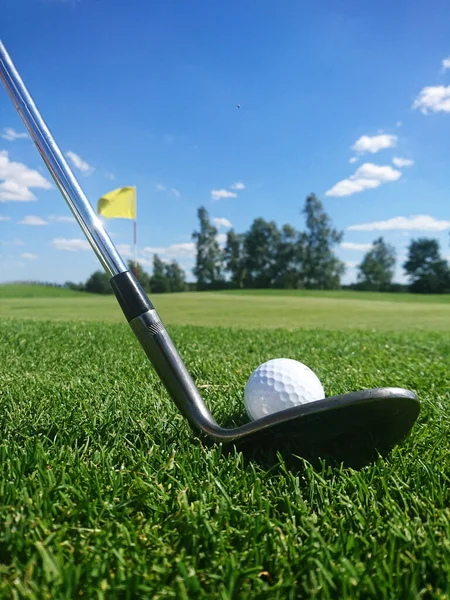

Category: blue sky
[1, 0, 450, 285]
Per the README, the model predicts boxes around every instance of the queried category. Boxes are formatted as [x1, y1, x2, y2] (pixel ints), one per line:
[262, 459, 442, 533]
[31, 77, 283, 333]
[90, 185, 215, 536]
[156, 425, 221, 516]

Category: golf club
[0, 40, 420, 464]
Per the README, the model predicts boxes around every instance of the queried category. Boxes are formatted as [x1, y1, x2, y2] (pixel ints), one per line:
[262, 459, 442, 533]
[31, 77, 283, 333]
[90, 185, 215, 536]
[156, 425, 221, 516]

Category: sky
[1, 0, 450, 285]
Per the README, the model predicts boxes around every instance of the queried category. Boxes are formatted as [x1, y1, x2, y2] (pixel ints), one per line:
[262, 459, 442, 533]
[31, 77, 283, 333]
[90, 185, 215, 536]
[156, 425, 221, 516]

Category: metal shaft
[0, 40, 127, 277]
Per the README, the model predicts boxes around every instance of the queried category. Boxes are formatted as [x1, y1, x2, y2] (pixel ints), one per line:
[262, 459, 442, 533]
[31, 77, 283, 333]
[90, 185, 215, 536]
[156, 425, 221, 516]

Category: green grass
[0, 316, 450, 598]
[1, 286, 450, 331]
[0, 284, 89, 299]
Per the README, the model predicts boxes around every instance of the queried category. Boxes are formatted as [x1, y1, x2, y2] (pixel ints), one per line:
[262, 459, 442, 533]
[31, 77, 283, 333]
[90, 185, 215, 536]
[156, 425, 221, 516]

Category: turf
[0, 317, 449, 598]
[1, 287, 450, 331]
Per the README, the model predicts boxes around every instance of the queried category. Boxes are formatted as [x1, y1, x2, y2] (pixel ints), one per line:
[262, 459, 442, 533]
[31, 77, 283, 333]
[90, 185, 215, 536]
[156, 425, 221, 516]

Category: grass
[0, 288, 450, 597]
[1, 285, 450, 331]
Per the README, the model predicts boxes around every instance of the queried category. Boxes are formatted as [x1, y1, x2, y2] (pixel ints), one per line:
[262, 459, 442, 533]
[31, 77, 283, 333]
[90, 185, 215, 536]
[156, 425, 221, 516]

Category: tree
[243, 218, 281, 288]
[192, 206, 224, 290]
[85, 270, 112, 294]
[273, 224, 303, 289]
[301, 194, 344, 289]
[64, 281, 85, 292]
[357, 237, 396, 291]
[151, 254, 169, 293]
[165, 260, 186, 292]
[127, 260, 151, 292]
[223, 229, 246, 288]
[403, 238, 450, 293]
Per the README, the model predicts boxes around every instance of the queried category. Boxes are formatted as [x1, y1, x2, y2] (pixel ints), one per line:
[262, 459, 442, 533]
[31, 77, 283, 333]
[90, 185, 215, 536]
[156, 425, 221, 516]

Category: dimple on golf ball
[244, 358, 325, 420]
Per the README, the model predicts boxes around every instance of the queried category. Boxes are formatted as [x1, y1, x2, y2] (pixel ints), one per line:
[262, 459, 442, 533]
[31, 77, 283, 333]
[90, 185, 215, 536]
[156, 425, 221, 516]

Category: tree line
[192, 193, 450, 294]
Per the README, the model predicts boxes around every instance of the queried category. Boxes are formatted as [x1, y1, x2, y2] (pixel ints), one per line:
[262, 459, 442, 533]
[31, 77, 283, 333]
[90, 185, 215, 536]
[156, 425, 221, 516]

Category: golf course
[1, 285, 449, 598]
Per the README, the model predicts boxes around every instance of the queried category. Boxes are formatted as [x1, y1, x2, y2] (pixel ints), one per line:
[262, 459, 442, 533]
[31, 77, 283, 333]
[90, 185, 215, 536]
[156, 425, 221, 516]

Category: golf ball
[244, 358, 324, 420]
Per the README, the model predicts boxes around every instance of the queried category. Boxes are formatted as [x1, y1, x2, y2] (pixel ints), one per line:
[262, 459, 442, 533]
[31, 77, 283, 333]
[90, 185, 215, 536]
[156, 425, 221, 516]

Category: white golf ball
[244, 358, 325, 420]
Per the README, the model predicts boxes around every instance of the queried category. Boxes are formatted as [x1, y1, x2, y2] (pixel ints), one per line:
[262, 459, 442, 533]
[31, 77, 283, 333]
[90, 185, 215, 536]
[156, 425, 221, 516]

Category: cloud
[230, 182, 245, 190]
[349, 157, 358, 164]
[156, 184, 167, 192]
[156, 184, 181, 198]
[442, 57, 450, 72]
[345, 261, 359, 269]
[325, 163, 401, 197]
[0, 216, 11, 221]
[392, 157, 414, 168]
[412, 86, 450, 114]
[396, 121, 402, 128]
[50, 237, 91, 251]
[141, 242, 196, 260]
[217, 233, 227, 245]
[116, 244, 132, 256]
[47, 214, 76, 223]
[19, 215, 48, 226]
[0, 150, 52, 202]
[1, 128, 29, 141]
[213, 217, 232, 228]
[211, 189, 237, 201]
[66, 151, 94, 174]
[341, 242, 373, 251]
[20, 253, 38, 260]
[105, 172, 115, 181]
[348, 214, 450, 232]
[352, 134, 397, 154]
[171, 188, 181, 198]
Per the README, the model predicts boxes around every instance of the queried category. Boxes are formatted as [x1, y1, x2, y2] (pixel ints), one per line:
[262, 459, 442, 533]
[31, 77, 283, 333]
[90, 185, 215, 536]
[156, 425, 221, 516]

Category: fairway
[1, 285, 450, 331]
[0, 287, 450, 598]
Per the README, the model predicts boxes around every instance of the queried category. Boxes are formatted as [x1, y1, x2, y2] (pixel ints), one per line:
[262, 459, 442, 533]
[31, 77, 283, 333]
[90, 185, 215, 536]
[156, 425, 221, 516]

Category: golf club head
[217, 387, 420, 468]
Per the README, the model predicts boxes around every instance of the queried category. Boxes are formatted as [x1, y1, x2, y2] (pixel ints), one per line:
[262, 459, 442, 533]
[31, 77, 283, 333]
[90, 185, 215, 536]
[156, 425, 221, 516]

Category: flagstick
[133, 186, 137, 276]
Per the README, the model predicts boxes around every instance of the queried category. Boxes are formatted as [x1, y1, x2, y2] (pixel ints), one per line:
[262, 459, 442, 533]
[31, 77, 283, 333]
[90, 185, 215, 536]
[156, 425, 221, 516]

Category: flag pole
[133, 186, 137, 276]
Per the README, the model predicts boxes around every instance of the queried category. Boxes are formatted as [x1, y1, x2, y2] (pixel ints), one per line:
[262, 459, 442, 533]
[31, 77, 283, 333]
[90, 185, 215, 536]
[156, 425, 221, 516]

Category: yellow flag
[97, 187, 136, 219]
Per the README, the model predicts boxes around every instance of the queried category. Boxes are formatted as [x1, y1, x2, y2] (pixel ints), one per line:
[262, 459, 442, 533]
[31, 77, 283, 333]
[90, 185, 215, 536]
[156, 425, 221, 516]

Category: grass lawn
[0, 286, 449, 597]
[1, 284, 450, 331]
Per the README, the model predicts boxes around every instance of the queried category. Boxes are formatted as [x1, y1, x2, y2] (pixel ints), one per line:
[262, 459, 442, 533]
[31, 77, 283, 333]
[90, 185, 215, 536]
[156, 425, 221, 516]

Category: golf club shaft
[0, 40, 126, 277]
[0, 40, 219, 435]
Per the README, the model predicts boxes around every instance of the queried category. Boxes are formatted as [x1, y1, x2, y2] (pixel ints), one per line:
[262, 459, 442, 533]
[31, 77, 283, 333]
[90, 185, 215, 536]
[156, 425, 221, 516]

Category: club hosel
[129, 309, 219, 433]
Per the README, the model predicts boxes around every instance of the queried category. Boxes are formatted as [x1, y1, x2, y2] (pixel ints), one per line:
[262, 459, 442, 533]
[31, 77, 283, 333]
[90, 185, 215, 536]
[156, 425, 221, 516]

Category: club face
[223, 388, 420, 468]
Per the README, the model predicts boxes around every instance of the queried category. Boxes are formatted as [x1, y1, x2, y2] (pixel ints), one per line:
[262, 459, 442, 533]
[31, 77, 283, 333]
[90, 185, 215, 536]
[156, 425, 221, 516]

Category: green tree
[301, 194, 344, 289]
[243, 218, 281, 288]
[151, 254, 169, 293]
[165, 260, 186, 292]
[357, 237, 396, 291]
[85, 270, 112, 294]
[223, 229, 246, 288]
[273, 224, 303, 288]
[127, 260, 151, 292]
[192, 206, 224, 290]
[403, 238, 450, 293]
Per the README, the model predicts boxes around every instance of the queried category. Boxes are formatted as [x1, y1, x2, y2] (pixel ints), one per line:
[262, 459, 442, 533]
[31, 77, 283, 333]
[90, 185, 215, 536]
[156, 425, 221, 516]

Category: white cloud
[141, 242, 196, 260]
[352, 134, 397, 154]
[341, 242, 373, 251]
[217, 233, 227, 245]
[20, 253, 38, 260]
[412, 86, 450, 114]
[47, 214, 76, 223]
[392, 156, 414, 168]
[0, 150, 51, 202]
[230, 182, 245, 190]
[156, 184, 167, 192]
[213, 217, 232, 228]
[105, 172, 115, 181]
[50, 237, 91, 251]
[345, 261, 359, 269]
[211, 189, 237, 201]
[348, 214, 450, 232]
[116, 244, 132, 256]
[171, 188, 181, 198]
[66, 151, 94, 174]
[396, 121, 402, 128]
[1, 128, 29, 141]
[19, 215, 48, 226]
[0, 216, 11, 221]
[325, 163, 401, 197]
[442, 57, 450, 72]
[349, 157, 358, 164]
